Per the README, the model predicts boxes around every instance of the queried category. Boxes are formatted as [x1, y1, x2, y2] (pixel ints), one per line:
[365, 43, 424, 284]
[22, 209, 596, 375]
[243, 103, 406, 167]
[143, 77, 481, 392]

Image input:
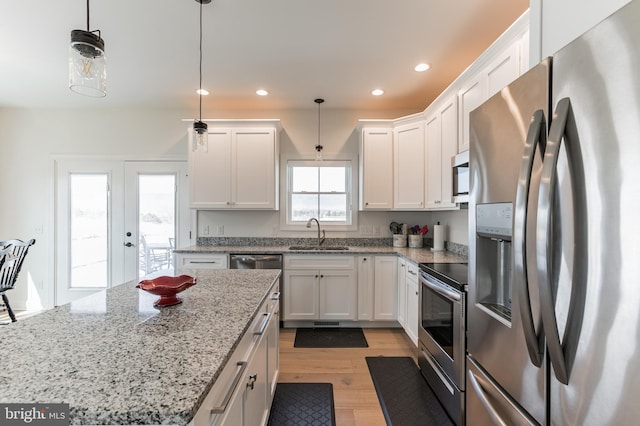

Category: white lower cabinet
[373, 256, 398, 320]
[191, 284, 280, 426]
[405, 266, 420, 346]
[397, 259, 419, 346]
[283, 256, 356, 321]
[397, 258, 407, 327]
[357, 255, 397, 321]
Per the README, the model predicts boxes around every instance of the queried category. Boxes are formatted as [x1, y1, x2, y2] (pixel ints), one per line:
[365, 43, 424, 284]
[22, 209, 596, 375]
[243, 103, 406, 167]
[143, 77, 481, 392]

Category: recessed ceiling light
[371, 89, 384, 96]
[256, 89, 269, 96]
[196, 88, 209, 96]
[415, 63, 431, 72]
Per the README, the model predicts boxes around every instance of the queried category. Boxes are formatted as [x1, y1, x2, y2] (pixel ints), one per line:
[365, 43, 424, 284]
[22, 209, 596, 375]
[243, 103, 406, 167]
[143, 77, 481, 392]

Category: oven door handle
[421, 276, 461, 302]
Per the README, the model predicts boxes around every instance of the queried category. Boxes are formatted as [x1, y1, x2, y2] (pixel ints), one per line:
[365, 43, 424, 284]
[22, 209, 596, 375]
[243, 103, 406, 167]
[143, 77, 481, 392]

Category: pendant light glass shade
[192, 120, 208, 153]
[69, 0, 106, 97]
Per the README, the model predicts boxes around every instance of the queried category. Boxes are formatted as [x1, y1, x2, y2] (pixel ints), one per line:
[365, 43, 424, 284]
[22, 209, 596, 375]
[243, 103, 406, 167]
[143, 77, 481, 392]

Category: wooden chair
[0, 239, 36, 323]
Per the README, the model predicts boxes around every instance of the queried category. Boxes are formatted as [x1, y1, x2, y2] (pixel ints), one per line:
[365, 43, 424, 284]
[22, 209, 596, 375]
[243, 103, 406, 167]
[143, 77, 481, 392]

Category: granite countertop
[175, 245, 467, 264]
[0, 269, 280, 425]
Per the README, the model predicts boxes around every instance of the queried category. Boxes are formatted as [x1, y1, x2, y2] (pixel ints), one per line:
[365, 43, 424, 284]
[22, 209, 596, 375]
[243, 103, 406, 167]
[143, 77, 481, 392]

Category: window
[286, 160, 353, 227]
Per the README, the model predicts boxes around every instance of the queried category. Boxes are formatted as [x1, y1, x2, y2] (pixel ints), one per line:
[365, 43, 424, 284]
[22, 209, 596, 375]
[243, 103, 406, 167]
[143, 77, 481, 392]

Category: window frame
[280, 154, 358, 232]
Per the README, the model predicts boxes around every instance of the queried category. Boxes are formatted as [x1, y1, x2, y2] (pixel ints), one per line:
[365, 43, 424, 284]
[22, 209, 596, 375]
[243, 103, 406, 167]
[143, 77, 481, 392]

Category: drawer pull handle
[210, 361, 248, 414]
[270, 291, 281, 300]
[254, 312, 271, 335]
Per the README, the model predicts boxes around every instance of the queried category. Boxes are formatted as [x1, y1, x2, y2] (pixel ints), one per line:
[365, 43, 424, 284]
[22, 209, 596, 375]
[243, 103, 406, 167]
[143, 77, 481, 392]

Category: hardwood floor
[278, 327, 419, 426]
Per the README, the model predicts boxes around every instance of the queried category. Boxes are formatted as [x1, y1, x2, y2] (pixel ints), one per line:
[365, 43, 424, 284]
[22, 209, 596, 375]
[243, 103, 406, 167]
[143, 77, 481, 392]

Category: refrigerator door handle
[514, 109, 546, 368]
[468, 367, 538, 426]
[537, 97, 589, 385]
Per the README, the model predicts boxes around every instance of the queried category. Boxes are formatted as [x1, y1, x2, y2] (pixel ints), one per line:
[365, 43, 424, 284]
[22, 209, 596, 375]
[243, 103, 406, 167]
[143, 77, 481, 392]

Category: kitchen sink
[288, 246, 350, 251]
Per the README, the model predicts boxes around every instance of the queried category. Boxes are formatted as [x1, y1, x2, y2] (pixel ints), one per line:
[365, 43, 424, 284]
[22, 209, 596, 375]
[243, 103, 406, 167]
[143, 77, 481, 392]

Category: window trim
[280, 153, 358, 232]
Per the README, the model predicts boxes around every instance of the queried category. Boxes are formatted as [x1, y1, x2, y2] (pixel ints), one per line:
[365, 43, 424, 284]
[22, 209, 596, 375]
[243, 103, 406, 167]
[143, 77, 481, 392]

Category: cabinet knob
[365, 202, 369, 206]
[320, 274, 324, 278]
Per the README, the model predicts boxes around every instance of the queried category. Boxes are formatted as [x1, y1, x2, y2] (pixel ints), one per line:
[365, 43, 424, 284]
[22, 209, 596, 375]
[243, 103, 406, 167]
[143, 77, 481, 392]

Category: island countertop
[0, 269, 281, 425]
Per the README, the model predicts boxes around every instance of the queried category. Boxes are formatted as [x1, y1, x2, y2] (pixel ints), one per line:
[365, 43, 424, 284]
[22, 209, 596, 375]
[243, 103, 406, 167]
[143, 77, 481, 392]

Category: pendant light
[69, 0, 106, 97]
[315, 98, 324, 161]
[193, 0, 211, 152]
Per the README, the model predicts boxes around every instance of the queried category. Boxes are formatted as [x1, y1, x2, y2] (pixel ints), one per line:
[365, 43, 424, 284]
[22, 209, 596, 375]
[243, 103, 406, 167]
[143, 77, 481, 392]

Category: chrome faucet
[306, 217, 326, 246]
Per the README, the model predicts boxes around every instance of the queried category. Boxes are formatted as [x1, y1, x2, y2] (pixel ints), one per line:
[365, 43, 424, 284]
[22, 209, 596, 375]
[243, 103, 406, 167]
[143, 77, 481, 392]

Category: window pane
[320, 167, 346, 192]
[70, 174, 108, 288]
[319, 194, 347, 221]
[292, 167, 318, 192]
[139, 174, 176, 277]
[291, 194, 319, 221]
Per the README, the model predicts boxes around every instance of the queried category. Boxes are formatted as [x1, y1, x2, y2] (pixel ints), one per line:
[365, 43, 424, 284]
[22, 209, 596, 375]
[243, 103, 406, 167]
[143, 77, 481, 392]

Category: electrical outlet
[217, 225, 225, 236]
[373, 226, 380, 236]
[272, 227, 279, 235]
[203, 225, 210, 235]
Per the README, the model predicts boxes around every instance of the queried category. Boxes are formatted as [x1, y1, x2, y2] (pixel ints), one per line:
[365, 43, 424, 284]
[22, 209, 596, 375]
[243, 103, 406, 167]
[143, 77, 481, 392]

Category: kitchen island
[0, 269, 281, 425]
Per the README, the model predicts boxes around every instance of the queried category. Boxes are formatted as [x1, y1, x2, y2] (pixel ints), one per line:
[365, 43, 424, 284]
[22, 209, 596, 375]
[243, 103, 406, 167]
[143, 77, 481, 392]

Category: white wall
[529, 0, 631, 62]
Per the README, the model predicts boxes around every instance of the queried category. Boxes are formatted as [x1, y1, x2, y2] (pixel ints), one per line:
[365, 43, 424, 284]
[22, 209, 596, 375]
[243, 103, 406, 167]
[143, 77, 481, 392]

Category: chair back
[0, 239, 36, 292]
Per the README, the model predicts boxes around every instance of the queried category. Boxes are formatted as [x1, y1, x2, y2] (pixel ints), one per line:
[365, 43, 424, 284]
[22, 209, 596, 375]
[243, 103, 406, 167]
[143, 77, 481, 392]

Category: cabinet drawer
[406, 261, 419, 283]
[284, 255, 355, 270]
[176, 253, 228, 269]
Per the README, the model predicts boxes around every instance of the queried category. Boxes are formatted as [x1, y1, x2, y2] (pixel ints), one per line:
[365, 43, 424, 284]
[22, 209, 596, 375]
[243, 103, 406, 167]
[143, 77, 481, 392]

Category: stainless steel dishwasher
[229, 254, 283, 325]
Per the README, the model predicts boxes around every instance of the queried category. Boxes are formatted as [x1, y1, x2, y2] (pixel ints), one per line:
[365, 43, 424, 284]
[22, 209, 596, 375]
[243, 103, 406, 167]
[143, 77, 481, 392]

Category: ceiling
[0, 0, 528, 112]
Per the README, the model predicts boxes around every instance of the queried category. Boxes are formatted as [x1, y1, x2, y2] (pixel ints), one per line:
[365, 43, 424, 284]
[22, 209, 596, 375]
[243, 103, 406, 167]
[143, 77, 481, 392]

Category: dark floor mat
[366, 356, 454, 426]
[267, 382, 336, 426]
[294, 327, 368, 348]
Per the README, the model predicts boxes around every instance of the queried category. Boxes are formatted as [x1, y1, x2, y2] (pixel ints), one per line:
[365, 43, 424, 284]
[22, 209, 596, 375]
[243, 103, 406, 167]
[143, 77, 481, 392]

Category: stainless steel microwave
[452, 151, 469, 203]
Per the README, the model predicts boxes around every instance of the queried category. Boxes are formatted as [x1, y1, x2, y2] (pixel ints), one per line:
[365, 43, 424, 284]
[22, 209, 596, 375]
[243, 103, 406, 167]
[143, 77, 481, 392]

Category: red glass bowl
[136, 275, 197, 307]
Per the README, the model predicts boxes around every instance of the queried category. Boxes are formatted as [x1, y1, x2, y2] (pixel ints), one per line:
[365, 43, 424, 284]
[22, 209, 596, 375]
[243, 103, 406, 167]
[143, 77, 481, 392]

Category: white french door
[55, 159, 189, 306]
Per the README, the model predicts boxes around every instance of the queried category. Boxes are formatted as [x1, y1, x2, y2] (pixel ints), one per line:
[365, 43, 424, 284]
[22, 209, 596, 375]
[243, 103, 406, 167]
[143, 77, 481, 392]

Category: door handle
[537, 97, 589, 385]
[514, 109, 546, 368]
[124, 242, 135, 247]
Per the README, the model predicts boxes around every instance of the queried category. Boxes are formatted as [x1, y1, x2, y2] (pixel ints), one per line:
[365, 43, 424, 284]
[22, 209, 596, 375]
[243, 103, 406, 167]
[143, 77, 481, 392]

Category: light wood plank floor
[278, 327, 419, 426]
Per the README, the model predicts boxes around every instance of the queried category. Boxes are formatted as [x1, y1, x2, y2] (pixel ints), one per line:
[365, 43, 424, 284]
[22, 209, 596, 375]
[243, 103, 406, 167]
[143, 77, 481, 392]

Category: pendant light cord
[317, 101, 320, 148]
[199, 0, 203, 121]
[86, 0, 90, 31]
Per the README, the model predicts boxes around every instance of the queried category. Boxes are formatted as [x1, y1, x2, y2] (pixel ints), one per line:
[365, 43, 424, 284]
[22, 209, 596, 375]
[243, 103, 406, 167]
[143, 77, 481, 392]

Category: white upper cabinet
[188, 120, 280, 210]
[359, 126, 394, 210]
[425, 94, 458, 210]
[393, 121, 425, 210]
[457, 13, 529, 153]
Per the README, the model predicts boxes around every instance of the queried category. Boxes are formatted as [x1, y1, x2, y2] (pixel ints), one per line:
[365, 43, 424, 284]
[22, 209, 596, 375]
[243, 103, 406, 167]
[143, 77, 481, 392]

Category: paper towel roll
[432, 224, 444, 252]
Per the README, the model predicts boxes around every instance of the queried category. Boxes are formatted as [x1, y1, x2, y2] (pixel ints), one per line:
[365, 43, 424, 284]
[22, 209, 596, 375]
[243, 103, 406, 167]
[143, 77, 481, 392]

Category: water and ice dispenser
[475, 203, 513, 324]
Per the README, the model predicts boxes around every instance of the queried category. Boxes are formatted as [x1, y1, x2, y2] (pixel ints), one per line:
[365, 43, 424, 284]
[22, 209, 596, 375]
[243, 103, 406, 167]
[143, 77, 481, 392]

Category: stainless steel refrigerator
[467, 1, 640, 425]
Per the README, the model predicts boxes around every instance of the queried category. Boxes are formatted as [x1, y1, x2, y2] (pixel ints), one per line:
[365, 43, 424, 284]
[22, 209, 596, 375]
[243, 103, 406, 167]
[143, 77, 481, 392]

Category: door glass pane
[138, 174, 176, 278]
[70, 174, 108, 288]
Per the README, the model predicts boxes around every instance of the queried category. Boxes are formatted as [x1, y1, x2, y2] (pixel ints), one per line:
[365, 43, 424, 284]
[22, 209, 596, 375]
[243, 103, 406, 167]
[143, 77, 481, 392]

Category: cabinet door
[266, 308, 279, 401]
[394, 123, 425, 209]
[360, 128, 394, 210]
[319, 270, 357, 320]
[283, 271, 318, 320]
[357, 256, 375, 320]
[189, 129, 232, 209]
[374, 256, 398, 320]
[232, 128, 277, 209]
[396, 258, 407, 326]
[458, 76, 486, 153]
[438, 98, 459, 208]
[406, 277, 419, 347]
[242, 334, 268, 426]
[485, 41, 521, 98]
[425, 113, 442, 209]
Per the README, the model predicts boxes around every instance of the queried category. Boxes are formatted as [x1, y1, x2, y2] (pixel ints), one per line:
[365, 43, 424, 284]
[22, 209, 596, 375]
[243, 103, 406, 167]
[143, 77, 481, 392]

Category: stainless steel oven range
[418, 262, 468, 426]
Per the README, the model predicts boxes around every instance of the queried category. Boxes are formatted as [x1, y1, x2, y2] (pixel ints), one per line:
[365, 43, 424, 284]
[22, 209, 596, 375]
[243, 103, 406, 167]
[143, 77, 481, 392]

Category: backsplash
[197, 237, 468, 258]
